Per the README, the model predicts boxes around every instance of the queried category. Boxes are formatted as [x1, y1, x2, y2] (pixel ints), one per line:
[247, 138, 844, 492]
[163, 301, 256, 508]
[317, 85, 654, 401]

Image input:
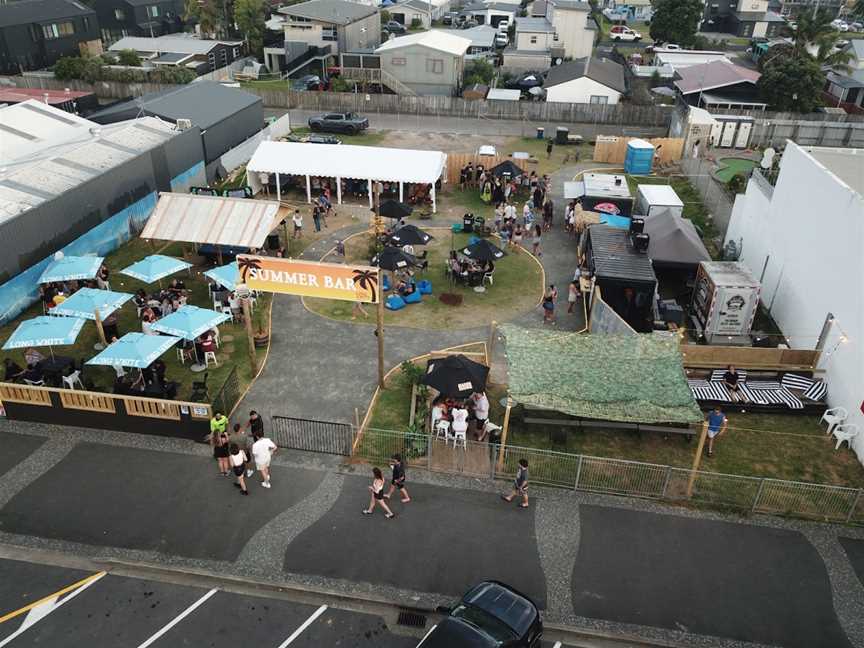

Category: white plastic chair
[211, 328, 221, 348]
[204, 351, 218, 368]
[833, 424, 859, 450]
[113, 365, 126, 378]
[451, 424, 467, 449]
[483, 270, 494, 286]
[62, 370, 83, 390]
[434, 419, 450, 440]
[821, 406, 848, 435]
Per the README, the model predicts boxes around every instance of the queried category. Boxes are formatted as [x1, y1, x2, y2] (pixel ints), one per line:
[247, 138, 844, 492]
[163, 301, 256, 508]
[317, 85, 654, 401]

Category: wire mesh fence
[210, 366, 240, 417]
[351, 428, 864, 524]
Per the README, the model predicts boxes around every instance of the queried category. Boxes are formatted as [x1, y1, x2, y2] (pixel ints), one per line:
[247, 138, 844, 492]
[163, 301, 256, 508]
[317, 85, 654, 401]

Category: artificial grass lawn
[305, 230, 544, 329]
[714, 157, 758, 183]
[0, 238, 270, 405]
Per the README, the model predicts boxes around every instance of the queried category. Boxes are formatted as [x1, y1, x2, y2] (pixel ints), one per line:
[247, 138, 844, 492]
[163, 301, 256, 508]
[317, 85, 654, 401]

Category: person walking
[705, 407, 728, 457]
[291, 209, 303, 239]
[234, 423, 256, 478]
[363, 467, 396, 518]
[567, 280, 580, 314]
[384, 454, 410, 503]
[229, 443, 249, 495]
[532, 224, 542, 257]
[312, 203, 322, 233]
[543, 284, 557, 324]
[244, 410, 264, 438]
[214, 432, 231, 476]
[546, 139, 553, 159]
[543, 198, 554, 231]
[252, 431, 278, 488]
[501, 458, 529, 508]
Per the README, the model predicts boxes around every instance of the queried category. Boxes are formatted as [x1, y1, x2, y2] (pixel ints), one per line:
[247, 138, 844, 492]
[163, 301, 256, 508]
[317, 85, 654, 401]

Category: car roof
[462, 581, 538, 636]
[419, 617, 498, 648]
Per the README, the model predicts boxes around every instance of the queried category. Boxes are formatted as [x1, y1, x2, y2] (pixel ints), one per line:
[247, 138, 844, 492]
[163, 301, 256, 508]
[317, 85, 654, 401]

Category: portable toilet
[624, 139, 655, 174]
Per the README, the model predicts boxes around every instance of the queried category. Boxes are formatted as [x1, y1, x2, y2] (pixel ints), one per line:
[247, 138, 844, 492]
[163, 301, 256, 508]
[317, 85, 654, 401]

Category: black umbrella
[371, 246, 417, 271]
[388, 224, 434, 246]
[461, 239, 506, 262]
[421, 354, 490, 398]
[378, 200, 413, 220]
[490, 160, 526, 179]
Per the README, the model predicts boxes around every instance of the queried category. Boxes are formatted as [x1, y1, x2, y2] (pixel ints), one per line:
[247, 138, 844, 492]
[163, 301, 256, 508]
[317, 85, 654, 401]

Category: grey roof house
[108, 34, 245, 75]
[544, 57, 627, 104]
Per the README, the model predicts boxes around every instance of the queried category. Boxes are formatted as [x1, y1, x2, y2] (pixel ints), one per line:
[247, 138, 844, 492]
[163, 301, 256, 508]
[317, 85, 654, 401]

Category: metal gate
[271, 416, 353, 456]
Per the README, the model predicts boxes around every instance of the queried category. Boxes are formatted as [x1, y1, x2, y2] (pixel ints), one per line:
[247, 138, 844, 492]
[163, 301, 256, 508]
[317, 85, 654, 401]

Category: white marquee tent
[246, 141, 448, 212]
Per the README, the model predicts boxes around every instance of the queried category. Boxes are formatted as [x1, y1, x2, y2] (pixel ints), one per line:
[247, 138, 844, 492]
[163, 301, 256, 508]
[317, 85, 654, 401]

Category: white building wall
[550, 7, 593, 59]
[515, 30, 555, 50]
[545, 76, 621, 103]
[724, 141, 864, 461]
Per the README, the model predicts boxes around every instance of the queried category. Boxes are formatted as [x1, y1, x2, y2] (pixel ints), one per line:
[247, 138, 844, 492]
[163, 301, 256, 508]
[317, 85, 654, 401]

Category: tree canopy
[649, 0, 704, 46]
[758, 54, 825, 113]
[184, 0, 227, 38]
[116, 49, 141, 67]
[464, 59, 494, 86]
[234, 0, 265, 57]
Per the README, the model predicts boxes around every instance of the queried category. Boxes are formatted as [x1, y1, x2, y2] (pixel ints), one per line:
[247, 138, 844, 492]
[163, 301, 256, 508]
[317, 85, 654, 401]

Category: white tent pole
[430, 182, 437, 213]
[399, 182, 404, 203]
[276, 173, 281, 202]
[367, 179, 373, 208]
[305, 175, 312, 203]
[336, 177, 342, 204]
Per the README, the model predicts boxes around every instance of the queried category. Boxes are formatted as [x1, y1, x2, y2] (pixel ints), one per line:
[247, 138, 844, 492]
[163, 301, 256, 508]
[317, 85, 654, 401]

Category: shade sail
[49, 288, 133, 320]
[203, 261, 239, 290]
[86, 332, 181, 368]
[500, 324, 702, 424]
[39, 255, 103, 283]
[149, 305, 230, 340]
[120, 254, 192, 283]
[140, 192, 282, 247]
[3, 315, 87, 349]
[247, 141, 447, 185]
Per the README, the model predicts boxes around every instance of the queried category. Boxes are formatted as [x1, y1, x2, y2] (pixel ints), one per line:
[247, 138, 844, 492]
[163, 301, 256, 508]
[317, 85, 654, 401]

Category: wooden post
[305, 175, 312, 203]
[376, 271, 385, 389]
[486, 319, 496, 368]
[241, 296, 257, 375]
[687, 422, 709, 498]
[496, 397, 513, 472]
[93, 307, 107, 349]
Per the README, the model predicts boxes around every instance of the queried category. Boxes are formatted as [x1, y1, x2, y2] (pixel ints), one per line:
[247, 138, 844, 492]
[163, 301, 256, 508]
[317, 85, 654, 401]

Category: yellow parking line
[0, 571, 106, 625]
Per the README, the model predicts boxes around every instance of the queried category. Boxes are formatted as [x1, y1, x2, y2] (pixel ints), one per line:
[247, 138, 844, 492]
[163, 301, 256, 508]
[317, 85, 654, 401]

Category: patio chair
[451, 425, 467, 450]
[832, 423, 859, 450]
[483, 270, 494, 286]
[62, 370, 83, 391]
[434, 419, 450, 440]
[821, 406, 848, 435]
[191, 372, 209, 401]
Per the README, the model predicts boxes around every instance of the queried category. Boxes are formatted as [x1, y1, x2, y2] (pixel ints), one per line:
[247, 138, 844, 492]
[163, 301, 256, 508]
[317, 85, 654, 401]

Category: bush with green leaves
[726, 173, 748, 194]
[117, 49, 141, 67]
[400, 360, 425, 385]
[52, 55, 195, 84]
[410, 17, 422, 28]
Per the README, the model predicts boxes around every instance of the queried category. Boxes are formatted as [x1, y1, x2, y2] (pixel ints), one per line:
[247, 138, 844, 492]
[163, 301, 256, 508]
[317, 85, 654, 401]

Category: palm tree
[352, 269, 378, 303]
[788, 9, 854, 72]
[238, 257, 262, 283]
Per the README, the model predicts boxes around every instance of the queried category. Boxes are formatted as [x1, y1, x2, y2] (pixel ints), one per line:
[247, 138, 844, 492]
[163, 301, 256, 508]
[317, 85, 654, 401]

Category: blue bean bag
[418, 279, 433, 295]
[385, 295, 406, 310]
[469, 235, 481, 246]
[382, 274, 392, 291]
[404, 290, 422, 304]
[451, 223, 463, 233]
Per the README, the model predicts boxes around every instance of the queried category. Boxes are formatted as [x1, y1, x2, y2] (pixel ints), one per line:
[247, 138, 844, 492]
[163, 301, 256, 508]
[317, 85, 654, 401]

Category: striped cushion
[687, 379, 709, 388]
[738, 384, 769, 405]
[690, 381, 731, 402]
[737, 384, 804, 409]
[711, 369, 748, 382]
[782, 373, 814, 391]
[748, 381, 782, 391]
[803, 381, 827, 401]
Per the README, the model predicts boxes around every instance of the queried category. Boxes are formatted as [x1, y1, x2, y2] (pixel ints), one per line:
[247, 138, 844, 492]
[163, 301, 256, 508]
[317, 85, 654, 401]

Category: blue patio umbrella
[120, 254, 192, 284]
[2, 316, 87, 358]
[203, 261, 239, 291]
[50, 287, 133, 320]
[150, 305, 230, 341]
[86, 332, 181, 369]
[39, 255, 103, 284]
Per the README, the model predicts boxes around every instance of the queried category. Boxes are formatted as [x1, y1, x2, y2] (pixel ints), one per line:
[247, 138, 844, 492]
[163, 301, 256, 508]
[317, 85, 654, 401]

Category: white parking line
[552, 642, 562, 648]
[275, 604, 328, 647]
[135, 588, 218, 648]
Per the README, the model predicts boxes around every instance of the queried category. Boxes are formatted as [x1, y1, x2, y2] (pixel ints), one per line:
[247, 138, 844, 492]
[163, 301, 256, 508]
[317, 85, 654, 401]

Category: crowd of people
[429, 390, 497, 443]
[135, 279, 189, 335]
[38, 264, 112, 313]
[209, 410, 276, 495]
[446, 250, 494, 287]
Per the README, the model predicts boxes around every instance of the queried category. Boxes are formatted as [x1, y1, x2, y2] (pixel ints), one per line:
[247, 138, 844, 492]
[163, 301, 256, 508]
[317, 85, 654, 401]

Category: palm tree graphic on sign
[352, 269, 378, 302]
[238, 257, 262, 283]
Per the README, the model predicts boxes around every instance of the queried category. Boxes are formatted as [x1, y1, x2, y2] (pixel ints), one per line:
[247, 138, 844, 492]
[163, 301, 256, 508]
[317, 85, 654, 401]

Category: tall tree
[788, 9, 853, 71]
[234, 0, 265, 57]
[185, 0, 226, 38]
[649, 0, 704, 46]
[758, 54, 825, 113]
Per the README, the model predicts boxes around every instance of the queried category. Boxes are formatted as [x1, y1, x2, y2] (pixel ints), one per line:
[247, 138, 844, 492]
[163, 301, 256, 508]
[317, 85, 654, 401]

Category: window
[83, 16, 90, 31]
[426, 58, 443, 73]
[553, 31, 559, 41]
[29, 24, 39, 41]
[322, 26, 337, 41]
[42, 22, 74, 39]
[232, 46, 240, 57]
[530, 35, 538, 44]
[147, 5, 160, 17]
[589, 95, 608, 104]
[391, 56, 406, 65]
[114, 8, 125, 20]
[207, 52, 216, 69]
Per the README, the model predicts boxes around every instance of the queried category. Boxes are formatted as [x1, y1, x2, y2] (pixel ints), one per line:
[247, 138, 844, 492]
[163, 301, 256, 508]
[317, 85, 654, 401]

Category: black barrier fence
[211, 366, 241, 417]
[271, 416, 353, 456]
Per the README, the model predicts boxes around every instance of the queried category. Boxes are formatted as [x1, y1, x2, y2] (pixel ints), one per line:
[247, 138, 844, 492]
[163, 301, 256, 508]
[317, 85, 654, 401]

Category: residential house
[267, 0, 380, 72]
[503, 0, 594, 70]
[654, 49, 730, 70]
[602, 0, 652, 22]
[531, 0, 548, 16]
[390, 0, 451, 24]
[544, 56, 626, 104]
[461, 1, 517, 27]
[825, 40, 864, 111]
[503, 17, 555, 71]
[724, 142, 864, 460]
[94, 0, 185, 47]
[774, 0, 843, 16]
[702, 0, 785, 38]
[461, 25, 498, 56]
[108, 35, 245, 75]
[0, 0, 100, 74]
[674, 60, 765, 109]
[376, 30, 471, 95]
[546, 0, 594, 60]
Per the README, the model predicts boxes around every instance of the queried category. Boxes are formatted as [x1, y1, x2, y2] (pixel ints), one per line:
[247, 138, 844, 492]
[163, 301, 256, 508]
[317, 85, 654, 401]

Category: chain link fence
[352, 428, 864, 524]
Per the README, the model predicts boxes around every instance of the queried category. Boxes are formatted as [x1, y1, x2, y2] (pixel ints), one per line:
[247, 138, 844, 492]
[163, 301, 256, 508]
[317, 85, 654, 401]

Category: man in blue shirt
[706, 407, 728, 457]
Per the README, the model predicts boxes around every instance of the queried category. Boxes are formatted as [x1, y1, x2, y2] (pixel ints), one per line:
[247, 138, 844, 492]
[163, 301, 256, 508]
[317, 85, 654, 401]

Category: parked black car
[384, 19, 407, 33]
[307, 112, 369, 134]
[292, 74, 323, 91]
[442, 11, 459, 24]
[417, 581, 542, 648]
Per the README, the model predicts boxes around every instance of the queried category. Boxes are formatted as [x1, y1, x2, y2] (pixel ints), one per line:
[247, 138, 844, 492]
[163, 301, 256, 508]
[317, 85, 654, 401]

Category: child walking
[363, 467, 396, 518]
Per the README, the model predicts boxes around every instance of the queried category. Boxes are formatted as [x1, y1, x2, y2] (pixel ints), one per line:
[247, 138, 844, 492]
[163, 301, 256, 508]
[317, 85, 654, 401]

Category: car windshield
[450, 604, 517, 644]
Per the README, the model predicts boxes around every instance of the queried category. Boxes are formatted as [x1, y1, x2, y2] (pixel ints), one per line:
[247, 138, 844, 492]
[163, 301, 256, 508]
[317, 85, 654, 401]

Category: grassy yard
[305, 230, 543, 329]
[288, 126, 388, 147]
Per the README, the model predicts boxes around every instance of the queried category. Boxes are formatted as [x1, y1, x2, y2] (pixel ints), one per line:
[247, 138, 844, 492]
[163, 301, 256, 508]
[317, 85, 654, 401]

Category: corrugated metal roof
[109, 34, 241, 54]
[674, 60, 760, 95]
[140, 193, 282, 248]
[0, 99, 95, 162]
[588, 225, 656, 283]
[376, 30, 471, 55]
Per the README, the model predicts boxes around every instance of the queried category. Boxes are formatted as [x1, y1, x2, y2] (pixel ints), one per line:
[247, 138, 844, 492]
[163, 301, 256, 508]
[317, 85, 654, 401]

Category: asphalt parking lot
[0, 558, 573, 648]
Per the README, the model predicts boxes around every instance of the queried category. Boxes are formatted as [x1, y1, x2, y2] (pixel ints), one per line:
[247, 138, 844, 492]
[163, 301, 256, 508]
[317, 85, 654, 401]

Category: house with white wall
[547, 0, 594, 60]
[724, 142, 864, 461]
[544, 56, 626, 103]
[503, 16, 555, 70]
[502, 0, 594, 70]
[376, 30, 471, 95]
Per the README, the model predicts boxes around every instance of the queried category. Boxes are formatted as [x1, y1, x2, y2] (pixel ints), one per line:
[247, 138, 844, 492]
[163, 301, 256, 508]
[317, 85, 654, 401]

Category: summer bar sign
[237, 256, 380, 304]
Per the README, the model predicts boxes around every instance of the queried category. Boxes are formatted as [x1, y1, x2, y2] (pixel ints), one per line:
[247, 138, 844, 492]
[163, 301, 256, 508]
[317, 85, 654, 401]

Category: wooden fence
[445, 152, 511, 185]
[680, 345, 820, 371]
[593, 136, 685, 165]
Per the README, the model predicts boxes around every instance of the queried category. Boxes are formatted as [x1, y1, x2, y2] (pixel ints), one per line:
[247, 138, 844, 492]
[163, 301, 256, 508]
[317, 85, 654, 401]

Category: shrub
[400, 360, 425, 385]
[726, 173, 748, 194]
[117, 49, 141, 67]
[410, 17, 422, 28]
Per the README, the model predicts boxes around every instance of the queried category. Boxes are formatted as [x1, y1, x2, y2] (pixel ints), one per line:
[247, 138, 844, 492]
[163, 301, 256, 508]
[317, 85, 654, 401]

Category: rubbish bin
[536, 127, 545, 140]
[556, 126, 569, 145]
[463, 213, 474, 233]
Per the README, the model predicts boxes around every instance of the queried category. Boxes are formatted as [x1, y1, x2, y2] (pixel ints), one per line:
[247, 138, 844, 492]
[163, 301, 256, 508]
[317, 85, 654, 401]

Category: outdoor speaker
[629, 218, 645, 235]
[633, 233, 650, 252]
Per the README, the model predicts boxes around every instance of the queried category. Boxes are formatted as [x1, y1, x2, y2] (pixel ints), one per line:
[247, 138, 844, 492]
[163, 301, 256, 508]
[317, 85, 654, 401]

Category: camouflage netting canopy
[499, 325, 703, 424]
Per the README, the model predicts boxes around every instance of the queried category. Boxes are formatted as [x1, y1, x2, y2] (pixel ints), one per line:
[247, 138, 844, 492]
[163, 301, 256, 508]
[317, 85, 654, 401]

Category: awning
[564, 181, 585, 199]
[246, 141, 447, 186]
[140, 193, 282, 248]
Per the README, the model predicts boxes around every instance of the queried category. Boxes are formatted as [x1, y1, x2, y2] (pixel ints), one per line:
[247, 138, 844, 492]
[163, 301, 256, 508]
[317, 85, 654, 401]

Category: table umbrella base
[93, 342, 106, 351]
[473, 286, 486, 293]
[190, 363, 207, 373]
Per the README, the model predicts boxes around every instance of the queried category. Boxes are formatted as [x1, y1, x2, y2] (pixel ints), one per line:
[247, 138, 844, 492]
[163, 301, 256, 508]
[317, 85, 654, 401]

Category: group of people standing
[209, 410, 277, 495]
